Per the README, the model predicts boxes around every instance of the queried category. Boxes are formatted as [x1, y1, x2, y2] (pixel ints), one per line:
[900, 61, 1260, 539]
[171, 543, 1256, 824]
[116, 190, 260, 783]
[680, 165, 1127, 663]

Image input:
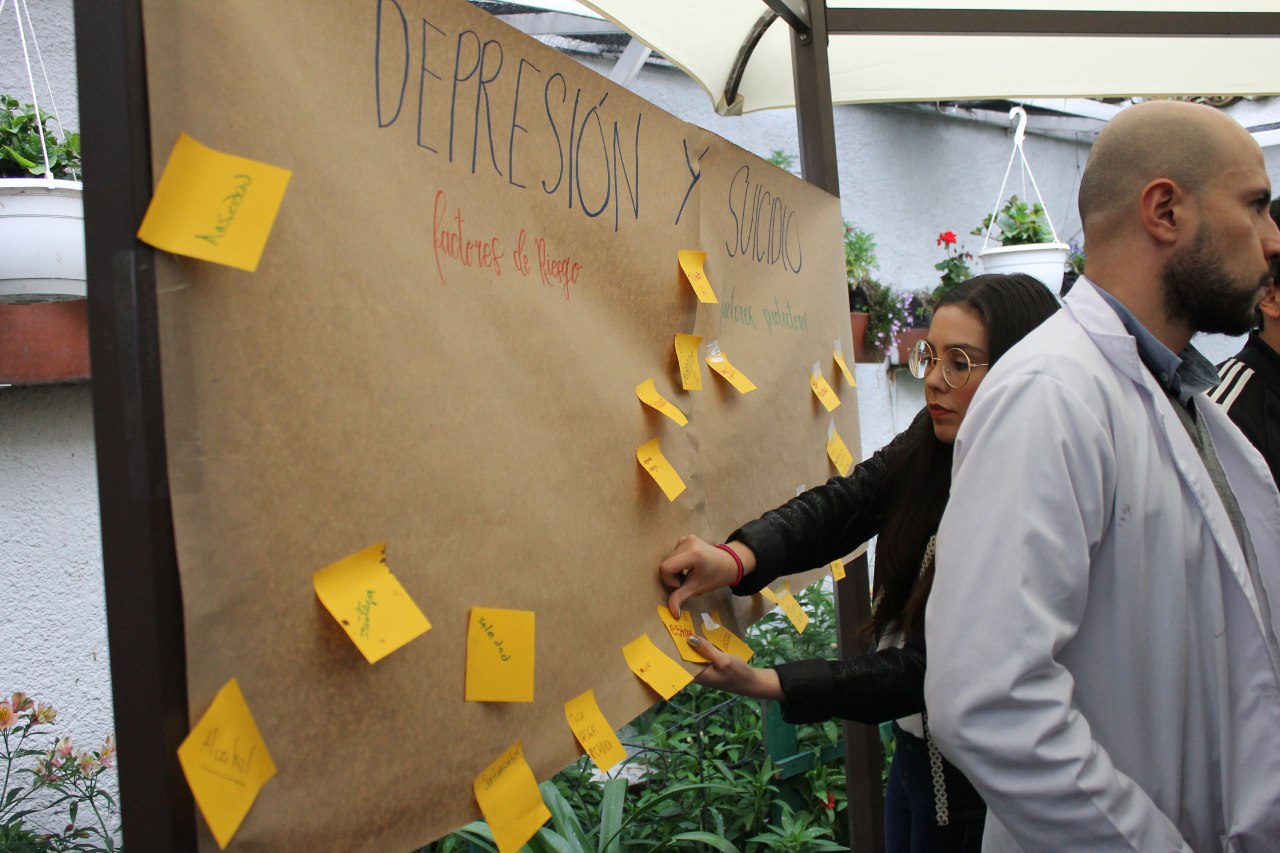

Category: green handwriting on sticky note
[674, 334, 704, 391]
[678, 249, 718, 303]
[466, 607, 535, 702]
[564, 690, 627, 773]
[176, 678, 277, 850]
[137, 133, 291, 272]
[312, 543, 432, 664]
[637, 437, 686, 501]
[623, 633, 693, 700]
[657, 605, 708, 663]
[473, 741, 551, 853]
[636, 378, 689, 426]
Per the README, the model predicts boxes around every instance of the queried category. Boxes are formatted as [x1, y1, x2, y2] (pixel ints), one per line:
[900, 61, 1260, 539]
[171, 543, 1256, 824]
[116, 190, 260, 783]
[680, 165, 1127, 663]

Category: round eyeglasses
[908, 339, 989, 389]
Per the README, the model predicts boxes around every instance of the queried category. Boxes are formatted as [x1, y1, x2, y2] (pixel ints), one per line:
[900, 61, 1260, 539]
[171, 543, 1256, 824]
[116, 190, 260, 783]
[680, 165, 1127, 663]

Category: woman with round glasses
[660, 273, 1058, 853]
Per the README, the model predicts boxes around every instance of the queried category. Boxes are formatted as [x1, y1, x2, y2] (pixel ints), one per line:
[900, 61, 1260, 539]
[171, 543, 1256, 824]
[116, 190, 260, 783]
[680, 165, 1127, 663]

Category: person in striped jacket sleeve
[1210, 197, 1280, 485]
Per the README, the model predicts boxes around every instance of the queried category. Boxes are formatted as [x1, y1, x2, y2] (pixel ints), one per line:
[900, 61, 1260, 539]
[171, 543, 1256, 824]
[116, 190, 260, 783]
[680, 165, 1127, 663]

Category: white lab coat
[925, 278, 1280, 852]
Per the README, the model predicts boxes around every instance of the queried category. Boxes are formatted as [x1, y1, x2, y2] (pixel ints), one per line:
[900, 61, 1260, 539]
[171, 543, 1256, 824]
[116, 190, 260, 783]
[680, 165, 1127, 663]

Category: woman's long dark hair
[867, 273, 1060, 641]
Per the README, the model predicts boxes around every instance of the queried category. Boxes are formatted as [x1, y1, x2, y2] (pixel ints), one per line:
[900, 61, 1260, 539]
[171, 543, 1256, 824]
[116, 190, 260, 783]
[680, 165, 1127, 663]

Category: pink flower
[34, 703, 56, 725]
[76, 751, 95, 775]
[10, 692, 33, 713]
[99, 734, 115, 769]
[51, 736, 73, 765]
[937, 231, 957, 246]
[0, 701, 15, 730]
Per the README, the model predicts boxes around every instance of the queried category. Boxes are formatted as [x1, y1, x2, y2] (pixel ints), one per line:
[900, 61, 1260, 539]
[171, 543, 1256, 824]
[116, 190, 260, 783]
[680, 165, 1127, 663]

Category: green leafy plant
[842, 223, 878, 311]
[0, 692, 119, 852]
[932, 230, 973, 304]
[745, 803, 848, 852]
[1067, 241, 1085, 277]
[0, 95, 81, 179]
[766, 149, 797, 175]
[972, 194, 1053, 246]
[859, 280, 908, 358]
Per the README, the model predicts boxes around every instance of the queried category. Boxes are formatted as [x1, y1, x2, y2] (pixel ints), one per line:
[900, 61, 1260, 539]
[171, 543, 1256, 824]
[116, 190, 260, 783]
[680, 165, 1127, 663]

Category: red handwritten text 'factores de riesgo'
[432, 189, 504, 286]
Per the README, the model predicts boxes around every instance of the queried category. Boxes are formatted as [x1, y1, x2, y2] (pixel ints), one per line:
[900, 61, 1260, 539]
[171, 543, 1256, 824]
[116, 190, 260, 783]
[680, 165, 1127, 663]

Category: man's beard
[1161, 229, 1270, 336]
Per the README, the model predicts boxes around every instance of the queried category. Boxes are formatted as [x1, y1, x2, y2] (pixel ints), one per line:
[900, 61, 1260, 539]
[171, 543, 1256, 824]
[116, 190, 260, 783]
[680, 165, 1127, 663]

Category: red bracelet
[715, 543, 745, 587]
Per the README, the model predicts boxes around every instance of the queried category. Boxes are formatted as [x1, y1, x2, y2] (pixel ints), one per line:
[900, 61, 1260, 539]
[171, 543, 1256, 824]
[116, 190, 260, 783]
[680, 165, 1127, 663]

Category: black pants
[884, 724, 984, 853]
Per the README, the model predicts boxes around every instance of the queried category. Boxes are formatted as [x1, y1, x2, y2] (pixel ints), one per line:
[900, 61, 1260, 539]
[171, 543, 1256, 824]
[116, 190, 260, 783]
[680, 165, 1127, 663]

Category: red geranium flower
[937, 231, 957, 246]
[819, 792, 836, 810]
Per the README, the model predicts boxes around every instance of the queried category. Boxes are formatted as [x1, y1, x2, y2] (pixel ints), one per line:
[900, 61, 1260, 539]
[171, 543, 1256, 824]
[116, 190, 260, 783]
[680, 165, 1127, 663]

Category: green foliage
[859, 280, 908, 356]
[746, 804, 848, 852]
[765, 149, 797, 174]
[842, 223, 878, 292]
[0, 95, 80, 180]
[932, 230, 973, 305]
[1067, 241, 1085, 276]
[0, 693, 118, 852]
[972, 194, 1054, 246]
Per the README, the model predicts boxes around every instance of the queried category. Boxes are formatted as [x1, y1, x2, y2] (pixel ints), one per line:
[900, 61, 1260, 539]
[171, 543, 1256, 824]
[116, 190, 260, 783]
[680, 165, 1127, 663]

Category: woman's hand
[688, 635, 782, 701]
[659, 535, 755, 617]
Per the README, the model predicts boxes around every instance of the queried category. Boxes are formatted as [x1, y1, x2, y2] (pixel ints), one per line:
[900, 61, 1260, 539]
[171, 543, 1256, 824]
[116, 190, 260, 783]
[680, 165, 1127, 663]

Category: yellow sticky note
[810, 362, 840, 412]
[636, 437, 686, 501]
[176, 679, 277, 850]
[657, 605, 709, 663]
[834, 341, 857, 388]
[829, 559, 847, 582]
[778, 581, 810, 634]
[623, 633, 693, 700]
[564, 690, 627, 773]
[466, 608, 535, 702]
[312, 544, 432, 664]
[759, 586, 779, 605]
[636, 378, 689, 426]
[701, 612, 755, 663]
[137, 133, 292, 272]
[474, 741, 551, 853]
[706, 346, 757, 394]
[674, 333, 703, 391]
[677, 249, 717, 303]
[827, 422, 854, 476]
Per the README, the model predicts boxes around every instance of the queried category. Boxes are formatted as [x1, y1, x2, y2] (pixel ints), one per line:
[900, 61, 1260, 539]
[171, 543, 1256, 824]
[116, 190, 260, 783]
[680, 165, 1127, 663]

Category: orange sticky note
[706, 343, 757, 394]
[473, 741, 551, 853]
[466, 608, 535, 702]
[834, 341, 857, 387]
[657, 605, 709, 663]
[829, 559, 847, 582]
[637, 437, 686, 501]
[678, 249, 717, 303]
[636, 378, 688, 426]
[137, 133, 291, 272]
[674, 333, 703, 391]
[623, 633, 693, 700]
[564, 690, 627, 773]
[701, 612, 755, 663]
[312, 543, 432, 664]
[827, 420, 854, 476]
[176, 679, 277, 850]
[810, 361, 840, 412]
[778, 581, 810, 634]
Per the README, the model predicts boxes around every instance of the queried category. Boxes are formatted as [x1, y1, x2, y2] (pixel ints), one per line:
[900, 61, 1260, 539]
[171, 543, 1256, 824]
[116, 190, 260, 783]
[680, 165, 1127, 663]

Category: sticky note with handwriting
[705, 342, 757, 394]
[677, 249, 718, 303]
[826, 420, 854, 476]
[834, 340, 857, 387]
[635, 378, 689, 426]
[176, 678, 277, 850]
[674, 333, 703, 391]
[778, 581, 810, 634]
[623, 633, 693, 700]
[636, 437, 686, 501]
[137, 133, 291, 272]
[312, 543, 431, 664]
[829, 559, 847, 582]
[473, 741, 551, 853]
[564, 689, 627, 773]
[466, 608, 535, 702]
[701, 611, 755, 662]
[657, 605, 709, 663]
[810, 361, 840, 412]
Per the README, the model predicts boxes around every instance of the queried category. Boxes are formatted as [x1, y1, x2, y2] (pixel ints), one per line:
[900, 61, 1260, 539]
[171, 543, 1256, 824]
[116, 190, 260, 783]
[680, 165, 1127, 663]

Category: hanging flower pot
[0, 177, 86, 303]
[974, 108, 1070, 295]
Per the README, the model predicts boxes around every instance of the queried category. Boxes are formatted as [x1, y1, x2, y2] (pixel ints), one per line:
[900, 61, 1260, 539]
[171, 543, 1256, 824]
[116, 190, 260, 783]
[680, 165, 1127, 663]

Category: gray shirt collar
[1095, 286, 1218, 405]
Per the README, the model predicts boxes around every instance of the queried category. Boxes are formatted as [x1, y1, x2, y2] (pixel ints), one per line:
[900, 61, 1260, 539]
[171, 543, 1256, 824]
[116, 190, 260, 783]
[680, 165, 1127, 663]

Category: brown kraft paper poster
[140, 0, 861, 849]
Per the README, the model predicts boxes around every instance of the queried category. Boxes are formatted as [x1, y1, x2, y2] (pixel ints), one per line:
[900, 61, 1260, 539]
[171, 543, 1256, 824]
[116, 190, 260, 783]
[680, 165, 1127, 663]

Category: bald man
[925, 100, 1280, 851]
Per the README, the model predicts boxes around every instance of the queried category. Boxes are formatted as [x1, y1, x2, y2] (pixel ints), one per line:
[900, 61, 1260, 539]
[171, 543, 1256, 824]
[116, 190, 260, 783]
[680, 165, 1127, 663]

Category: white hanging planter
[0, 178, 86, 303]
[976, 107, 1069, 298]
[979, 241, 1070, 294]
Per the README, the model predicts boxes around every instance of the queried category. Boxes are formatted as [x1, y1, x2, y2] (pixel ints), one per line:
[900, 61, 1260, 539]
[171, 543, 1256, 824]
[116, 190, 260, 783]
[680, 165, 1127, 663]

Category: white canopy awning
[574, 1, 1280, 114]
